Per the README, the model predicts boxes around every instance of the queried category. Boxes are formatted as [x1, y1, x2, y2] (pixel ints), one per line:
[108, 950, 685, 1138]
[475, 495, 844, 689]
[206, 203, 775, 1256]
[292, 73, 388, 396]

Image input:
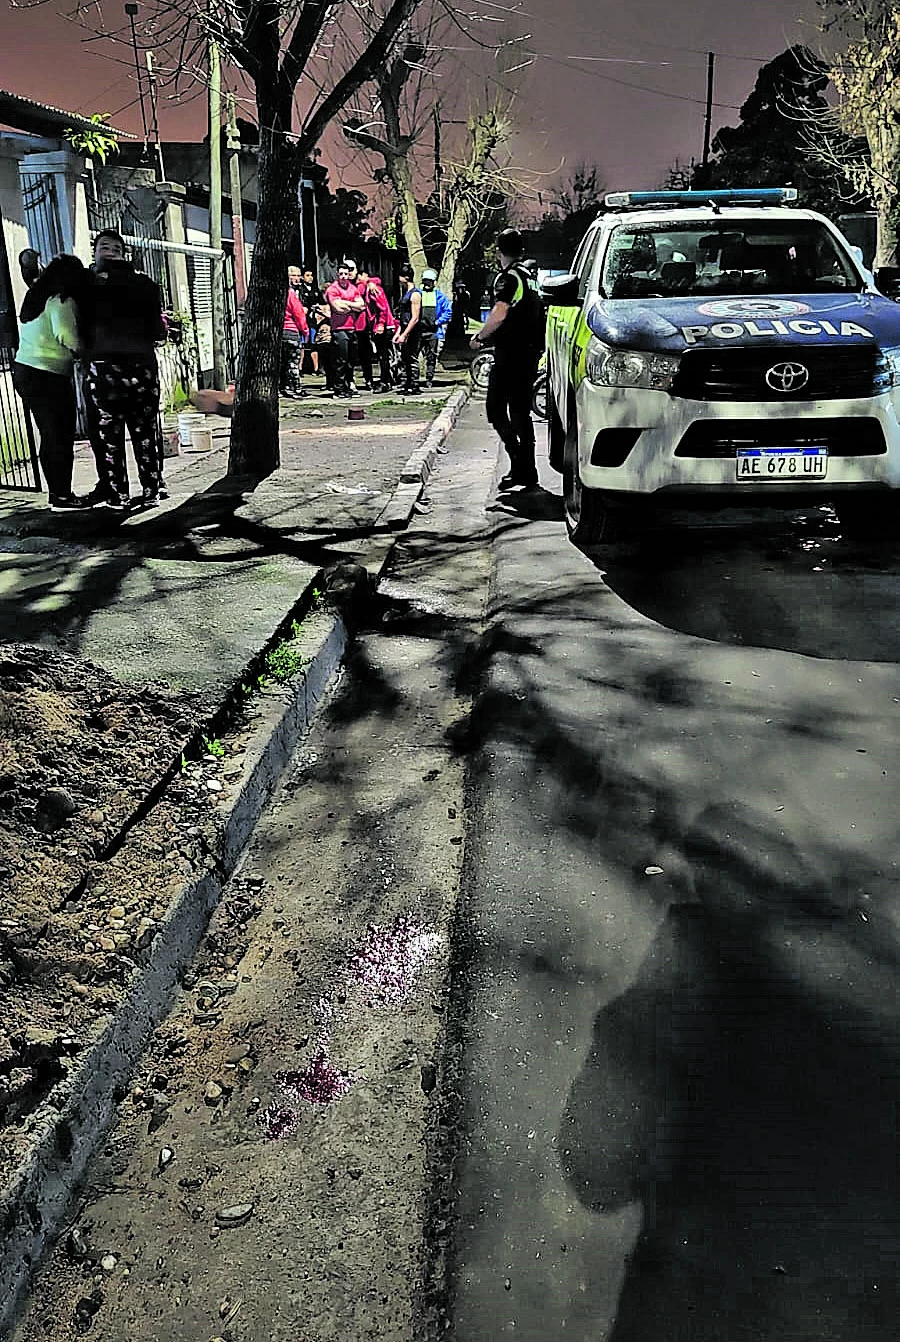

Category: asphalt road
[448, 410, 900, 1340]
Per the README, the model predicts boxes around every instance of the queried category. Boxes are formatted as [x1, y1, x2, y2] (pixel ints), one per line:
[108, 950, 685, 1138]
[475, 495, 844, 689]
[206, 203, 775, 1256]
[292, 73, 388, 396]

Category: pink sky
[2, 0, 818, 209]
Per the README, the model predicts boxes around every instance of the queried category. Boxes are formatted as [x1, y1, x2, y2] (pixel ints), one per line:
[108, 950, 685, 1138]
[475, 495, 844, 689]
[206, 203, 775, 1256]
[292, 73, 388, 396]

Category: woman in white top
[13, 254, 88, 511]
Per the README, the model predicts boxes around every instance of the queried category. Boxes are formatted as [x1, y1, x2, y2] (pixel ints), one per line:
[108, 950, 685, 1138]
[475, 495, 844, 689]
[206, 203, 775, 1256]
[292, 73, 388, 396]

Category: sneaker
[48, 493, 90, 512]
[348, 385, 358, 397]
[84, 486, 129, 510]
[141, 487, 161, 508]
[363, 382, 374, 392]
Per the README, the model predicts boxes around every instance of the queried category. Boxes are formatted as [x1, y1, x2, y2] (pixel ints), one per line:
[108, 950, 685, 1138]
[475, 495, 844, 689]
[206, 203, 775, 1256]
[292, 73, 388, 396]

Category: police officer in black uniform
[471, 228, 544, 490]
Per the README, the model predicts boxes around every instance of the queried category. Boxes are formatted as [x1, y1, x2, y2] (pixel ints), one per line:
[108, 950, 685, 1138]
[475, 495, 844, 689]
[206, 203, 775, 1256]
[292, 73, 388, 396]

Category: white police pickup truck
[542, 188, 900, 543]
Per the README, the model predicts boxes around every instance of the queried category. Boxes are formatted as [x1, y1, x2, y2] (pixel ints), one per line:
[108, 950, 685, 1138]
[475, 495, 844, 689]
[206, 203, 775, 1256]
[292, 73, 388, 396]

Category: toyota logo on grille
[765, 361, 810, 393]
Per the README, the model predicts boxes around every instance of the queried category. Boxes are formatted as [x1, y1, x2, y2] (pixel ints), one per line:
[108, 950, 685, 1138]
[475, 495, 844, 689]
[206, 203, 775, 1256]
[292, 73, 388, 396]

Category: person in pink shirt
[324, 262, 365, 397]
[359, 273, 397, 391]
[281, 266, 309, 398]
[343, 258, 374, 391]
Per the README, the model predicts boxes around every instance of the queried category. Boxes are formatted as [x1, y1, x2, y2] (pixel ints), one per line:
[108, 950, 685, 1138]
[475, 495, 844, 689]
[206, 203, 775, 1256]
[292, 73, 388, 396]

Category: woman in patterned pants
[82, 230, 167, 511]
[83, 358, 163, 509]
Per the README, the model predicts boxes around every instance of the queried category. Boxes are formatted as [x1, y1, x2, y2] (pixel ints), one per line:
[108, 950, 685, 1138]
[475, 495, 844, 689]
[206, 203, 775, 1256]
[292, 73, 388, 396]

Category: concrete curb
[0, 392, 467, 1337]
[0, 607, 348, 1338]
[381, 386, 470, 530]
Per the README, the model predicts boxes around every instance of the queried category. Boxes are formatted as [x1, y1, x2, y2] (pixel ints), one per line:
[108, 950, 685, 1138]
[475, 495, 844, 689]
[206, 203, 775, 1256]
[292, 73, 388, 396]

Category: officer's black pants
[486, 350, 539, 482]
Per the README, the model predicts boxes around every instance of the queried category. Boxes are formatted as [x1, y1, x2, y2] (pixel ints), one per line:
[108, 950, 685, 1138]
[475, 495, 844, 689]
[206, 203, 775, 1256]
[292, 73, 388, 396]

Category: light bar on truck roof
[604, 188, 799, 209]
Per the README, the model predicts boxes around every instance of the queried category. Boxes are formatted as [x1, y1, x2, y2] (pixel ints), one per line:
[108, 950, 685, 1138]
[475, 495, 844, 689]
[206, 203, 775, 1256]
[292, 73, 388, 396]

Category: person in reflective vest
[471, 229, 545, 490]
[419, 268, 452, 388]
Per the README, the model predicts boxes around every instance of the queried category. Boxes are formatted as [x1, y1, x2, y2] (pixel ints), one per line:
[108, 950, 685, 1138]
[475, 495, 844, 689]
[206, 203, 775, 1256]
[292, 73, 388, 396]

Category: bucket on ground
[178, 412, 205, 446]
[190, 426, 214, 452]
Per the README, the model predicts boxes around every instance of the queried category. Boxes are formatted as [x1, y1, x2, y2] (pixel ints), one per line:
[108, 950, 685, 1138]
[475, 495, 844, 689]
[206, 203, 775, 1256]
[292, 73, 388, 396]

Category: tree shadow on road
[560, 800, 900, 1341]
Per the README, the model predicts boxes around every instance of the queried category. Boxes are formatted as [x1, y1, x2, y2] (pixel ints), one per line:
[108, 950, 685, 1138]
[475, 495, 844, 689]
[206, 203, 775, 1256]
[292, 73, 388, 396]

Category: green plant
[263, 619, 308, 683]
[203, 736, 226, 758]
[180, 752, 188, 773]
[164, 309, 198, 406]
[165, 381, 193, 414]
[0, 423, 30, 470]
[64, 114, 119, 165]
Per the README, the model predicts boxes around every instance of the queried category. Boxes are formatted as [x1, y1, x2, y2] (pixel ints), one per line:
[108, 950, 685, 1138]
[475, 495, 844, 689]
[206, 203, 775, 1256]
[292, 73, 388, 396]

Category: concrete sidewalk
[0, 385, 466, 692]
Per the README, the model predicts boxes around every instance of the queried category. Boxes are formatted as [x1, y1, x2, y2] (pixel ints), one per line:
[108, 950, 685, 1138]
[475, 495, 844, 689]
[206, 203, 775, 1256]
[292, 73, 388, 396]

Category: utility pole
[208, 38, 227, 390]
[433, 107, 442, 212]
[124, 3, 150, 161]
[145, 51, 165, 180]
[702, 51, 715, 169]
[225, 92, 247, 310]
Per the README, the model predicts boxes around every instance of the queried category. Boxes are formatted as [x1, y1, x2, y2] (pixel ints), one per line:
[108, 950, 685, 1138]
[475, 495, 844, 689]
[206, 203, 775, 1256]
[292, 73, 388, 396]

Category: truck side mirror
[540, 273, 580, 307]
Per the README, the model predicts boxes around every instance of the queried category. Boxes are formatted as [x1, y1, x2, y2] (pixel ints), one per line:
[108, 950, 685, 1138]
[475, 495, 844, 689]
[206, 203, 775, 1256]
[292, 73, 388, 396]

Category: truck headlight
[585, 337, 680, 390]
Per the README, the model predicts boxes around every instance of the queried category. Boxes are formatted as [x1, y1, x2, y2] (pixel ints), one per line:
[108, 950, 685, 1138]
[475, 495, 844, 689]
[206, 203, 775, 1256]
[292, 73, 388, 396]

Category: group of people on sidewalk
[281, 259, 452, 399]
[13, 229, 167, 514]
[14, 222, 543, 514]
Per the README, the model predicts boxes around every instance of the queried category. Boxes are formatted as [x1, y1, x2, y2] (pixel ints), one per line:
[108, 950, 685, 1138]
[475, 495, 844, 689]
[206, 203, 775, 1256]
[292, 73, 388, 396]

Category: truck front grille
[674, 418, 887, 458]
[673, 345, 891, 401]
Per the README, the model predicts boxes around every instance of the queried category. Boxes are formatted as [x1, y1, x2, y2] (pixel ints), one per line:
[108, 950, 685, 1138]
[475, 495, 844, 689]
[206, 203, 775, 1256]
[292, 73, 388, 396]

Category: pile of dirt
[0, 643, 223, 1165]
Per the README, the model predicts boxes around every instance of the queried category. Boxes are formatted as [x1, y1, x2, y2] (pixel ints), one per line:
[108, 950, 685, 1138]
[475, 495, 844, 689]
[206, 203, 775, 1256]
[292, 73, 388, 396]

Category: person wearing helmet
[419, 267, 452, 388]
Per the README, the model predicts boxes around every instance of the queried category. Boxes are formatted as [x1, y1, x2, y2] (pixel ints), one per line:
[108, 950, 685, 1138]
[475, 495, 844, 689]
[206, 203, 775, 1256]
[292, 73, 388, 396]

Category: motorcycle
[469, 348, 548, 420]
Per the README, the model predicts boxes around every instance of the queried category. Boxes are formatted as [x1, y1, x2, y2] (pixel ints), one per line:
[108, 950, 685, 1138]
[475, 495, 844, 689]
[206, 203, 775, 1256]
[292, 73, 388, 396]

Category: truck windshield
[602, 220, 862, 300]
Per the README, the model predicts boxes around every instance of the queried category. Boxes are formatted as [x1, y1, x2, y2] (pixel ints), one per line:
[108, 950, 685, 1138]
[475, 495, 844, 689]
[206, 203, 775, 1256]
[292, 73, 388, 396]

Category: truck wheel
[563, 429, 623, 544]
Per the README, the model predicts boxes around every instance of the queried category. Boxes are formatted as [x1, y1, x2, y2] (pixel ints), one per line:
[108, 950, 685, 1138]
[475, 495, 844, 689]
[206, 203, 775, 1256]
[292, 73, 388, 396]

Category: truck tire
[562, 424, 623, 544]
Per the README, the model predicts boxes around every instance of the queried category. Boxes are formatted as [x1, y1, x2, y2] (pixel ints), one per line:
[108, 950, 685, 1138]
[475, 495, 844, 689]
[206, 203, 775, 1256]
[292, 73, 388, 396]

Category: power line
[533, 49, 742, 111]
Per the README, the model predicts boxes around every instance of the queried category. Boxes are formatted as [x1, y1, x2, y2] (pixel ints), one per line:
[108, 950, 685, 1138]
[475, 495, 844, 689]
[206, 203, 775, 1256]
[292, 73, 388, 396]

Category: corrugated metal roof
[0, 89, 137, 140]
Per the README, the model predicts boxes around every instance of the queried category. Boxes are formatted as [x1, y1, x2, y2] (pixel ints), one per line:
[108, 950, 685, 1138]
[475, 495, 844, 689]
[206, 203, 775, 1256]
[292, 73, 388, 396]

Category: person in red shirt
[281, 266, 309, 399]
[358, 271, 396, 391]
[342, 258, 376, 391]
[324, 263, 365, 397]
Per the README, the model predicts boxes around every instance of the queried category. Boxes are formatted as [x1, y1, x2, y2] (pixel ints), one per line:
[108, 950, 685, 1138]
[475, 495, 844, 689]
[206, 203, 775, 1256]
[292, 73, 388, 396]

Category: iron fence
[19, 171, 65, 266]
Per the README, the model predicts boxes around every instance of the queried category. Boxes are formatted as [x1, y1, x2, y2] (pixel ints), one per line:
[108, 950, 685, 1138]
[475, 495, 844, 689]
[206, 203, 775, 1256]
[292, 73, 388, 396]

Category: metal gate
[19, 171, 65, 268]
[0, 208, 40, 491]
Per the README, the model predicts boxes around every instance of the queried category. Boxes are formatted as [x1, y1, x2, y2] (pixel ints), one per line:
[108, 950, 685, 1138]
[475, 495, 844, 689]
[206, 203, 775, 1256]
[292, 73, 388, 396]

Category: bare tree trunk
[391, 155, 427, 275]
[227, 127, 297, 478]
[437, 110, 508, 294]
